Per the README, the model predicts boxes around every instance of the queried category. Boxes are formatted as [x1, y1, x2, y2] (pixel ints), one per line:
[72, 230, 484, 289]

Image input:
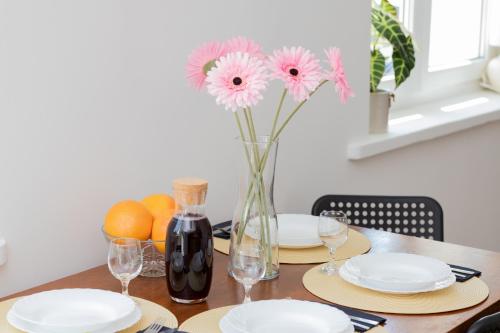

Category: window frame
[379, 0, 490, 110]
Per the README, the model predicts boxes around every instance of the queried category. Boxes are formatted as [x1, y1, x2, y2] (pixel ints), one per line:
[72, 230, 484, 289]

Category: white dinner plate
[340, 253, 456, 294]
[245, 214, 325, 249]
[8, 289, 137, 333]
[7, 304, 141, 333]
[219, 299, 354, 333]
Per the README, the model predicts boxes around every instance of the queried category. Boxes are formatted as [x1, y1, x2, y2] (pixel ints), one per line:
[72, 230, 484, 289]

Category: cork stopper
[172, 177, 208, 206]
[173, 177, 208, 192]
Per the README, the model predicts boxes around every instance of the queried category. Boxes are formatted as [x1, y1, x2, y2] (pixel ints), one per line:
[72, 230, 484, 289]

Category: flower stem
[234, 111, 258, 243]
[270, 89, 287, 139]
[272, 80, 328, 141]
[234, 112, 252, 163]
[255, 81, 328, 184]
[255, 89, 286, 181]
[243, 108, 274, 276]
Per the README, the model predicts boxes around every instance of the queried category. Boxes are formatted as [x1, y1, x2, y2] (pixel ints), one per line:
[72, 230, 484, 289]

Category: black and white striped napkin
[212, 221, 232, 240]
[319, 302, 386, 332]
[137, 327, 187, 333]
[450, 264, 481, 282]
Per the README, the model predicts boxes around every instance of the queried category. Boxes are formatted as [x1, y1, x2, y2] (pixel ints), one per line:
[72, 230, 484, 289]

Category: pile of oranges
[103, 194, 176, 253]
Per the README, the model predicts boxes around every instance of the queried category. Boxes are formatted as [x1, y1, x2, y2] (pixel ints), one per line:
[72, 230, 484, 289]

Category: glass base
[140, 260, 166, 278]
[170, 296, 207, 304]
[320, 264, 337, 276]
[140, 241, 166, 277]
[261, 270, 279, 280]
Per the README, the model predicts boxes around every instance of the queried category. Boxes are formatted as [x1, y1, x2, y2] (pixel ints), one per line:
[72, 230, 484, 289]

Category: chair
[467, 312, 500, 333]
[311, 195, 443, 241]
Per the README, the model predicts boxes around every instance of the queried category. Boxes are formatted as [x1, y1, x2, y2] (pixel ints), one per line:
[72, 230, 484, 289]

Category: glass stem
[328, 247, 337, 269]
[243, 284, 252, 303]
[121, 280, 129, 296]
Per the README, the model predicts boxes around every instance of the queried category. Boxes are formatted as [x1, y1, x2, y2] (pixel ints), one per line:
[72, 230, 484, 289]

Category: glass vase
[230, 136, 279, 280]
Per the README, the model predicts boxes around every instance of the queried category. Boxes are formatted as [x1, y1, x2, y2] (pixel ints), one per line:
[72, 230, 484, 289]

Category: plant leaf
[370, 49, 386, 92]
[393, 35, 415, 88]
[371, 8, 412, 67]
[380, 0, 398, 18]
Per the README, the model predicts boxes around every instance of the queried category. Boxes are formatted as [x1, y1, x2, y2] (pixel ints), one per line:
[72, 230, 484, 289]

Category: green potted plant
[370, 0, 415, 133]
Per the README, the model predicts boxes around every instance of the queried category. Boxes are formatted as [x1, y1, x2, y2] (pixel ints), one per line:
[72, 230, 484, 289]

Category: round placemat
[179, 305, 234, 333]
[179, 305, 388, 333]
[303, 264, 489, 314]
[214, 228, 371, 264]
[0, 295, 178, 332]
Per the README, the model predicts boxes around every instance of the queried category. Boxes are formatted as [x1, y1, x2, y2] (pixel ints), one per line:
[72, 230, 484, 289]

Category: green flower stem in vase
[231, 134, 279, 279]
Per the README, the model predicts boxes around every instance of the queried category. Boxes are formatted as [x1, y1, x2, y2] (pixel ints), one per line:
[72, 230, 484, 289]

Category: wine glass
[108, 238, 143, 296]
[230, 243, 265, 303]
[318, 210, 349, 275]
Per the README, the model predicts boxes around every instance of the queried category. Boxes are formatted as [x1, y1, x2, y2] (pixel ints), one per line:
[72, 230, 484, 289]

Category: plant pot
[369, 90, 394, 134]
[487, 55, 500, 93]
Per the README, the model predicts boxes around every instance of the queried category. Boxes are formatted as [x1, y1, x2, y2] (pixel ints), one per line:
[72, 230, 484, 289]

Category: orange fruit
[151, 209, 175, 254]
[104, 200, 153, 240]
[141, 194, 176, 219]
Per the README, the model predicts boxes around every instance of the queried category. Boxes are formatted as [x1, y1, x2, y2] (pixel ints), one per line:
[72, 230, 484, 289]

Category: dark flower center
[233, 77, 243, 85]
[289, 68, 299, 76]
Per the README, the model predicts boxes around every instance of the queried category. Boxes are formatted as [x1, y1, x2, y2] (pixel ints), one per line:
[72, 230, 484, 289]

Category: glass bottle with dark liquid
[166, 178, 213, 304]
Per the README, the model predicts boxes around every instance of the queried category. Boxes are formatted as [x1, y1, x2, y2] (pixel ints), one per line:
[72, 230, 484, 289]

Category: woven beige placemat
[0, 295, 178, 332]
[303, 264, 489, 314]
[179, 305, 387, 333]
[214, 228, 371, 264]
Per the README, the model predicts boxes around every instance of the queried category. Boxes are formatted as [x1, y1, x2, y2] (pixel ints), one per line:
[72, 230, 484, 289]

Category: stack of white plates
[339, 253, 456, 294]
[245, 214, 324, 249]
[219, 299, 354, 333]
[7, 289, 141, 333]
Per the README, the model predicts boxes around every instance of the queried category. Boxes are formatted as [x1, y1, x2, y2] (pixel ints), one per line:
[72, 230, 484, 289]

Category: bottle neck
[176, 203, 206, 217]
[174, 189, 207, 217]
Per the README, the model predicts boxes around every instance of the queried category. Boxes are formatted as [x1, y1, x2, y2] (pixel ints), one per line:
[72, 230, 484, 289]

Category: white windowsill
[348, 90, 500, 160]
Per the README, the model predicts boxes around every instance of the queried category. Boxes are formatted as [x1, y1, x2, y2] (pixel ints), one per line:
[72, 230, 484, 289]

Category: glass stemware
[230, 244, 266, 303]
[318, 210, 349, 275]
[108, 238, 143, 296]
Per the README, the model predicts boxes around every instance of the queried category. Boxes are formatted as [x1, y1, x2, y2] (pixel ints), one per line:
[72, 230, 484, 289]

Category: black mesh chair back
[311, 195, 443, 241]
[467, 312, 500, 333]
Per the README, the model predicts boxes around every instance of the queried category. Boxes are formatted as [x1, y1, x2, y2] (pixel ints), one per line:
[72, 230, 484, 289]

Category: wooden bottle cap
[173, 177, 208, 193]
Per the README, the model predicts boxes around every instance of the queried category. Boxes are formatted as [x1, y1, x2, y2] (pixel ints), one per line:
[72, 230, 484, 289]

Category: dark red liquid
[165, 213, 213, 303]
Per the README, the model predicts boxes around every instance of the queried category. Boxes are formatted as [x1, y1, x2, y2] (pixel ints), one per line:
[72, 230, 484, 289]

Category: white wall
[0, 0, 499, 297]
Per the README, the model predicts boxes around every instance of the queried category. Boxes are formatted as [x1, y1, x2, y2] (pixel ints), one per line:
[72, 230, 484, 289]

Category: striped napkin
[137, 327, 187, 333]
[212, 221, 232, 240]
[318, 302, 386, 332]
[450, 264, 481, 282]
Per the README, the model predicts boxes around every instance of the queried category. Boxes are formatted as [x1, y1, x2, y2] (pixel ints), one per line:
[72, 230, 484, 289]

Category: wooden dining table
[2, 227, 500, 333]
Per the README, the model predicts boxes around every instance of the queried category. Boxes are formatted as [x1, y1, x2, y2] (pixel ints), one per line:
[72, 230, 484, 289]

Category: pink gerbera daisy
[325, 47, 354, 104]
[224, 36, 265, 60]
[267, 46, 323, 102]
[186, 41, 227, 90]
[206, 52, 268, 112]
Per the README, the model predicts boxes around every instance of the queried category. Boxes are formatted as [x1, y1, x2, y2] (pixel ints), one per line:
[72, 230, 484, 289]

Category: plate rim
[245, 214, 324, 249]
[7, 303, 142, 333]
[277, 214, 326, 248]
[219, 299, 353, 333]
[10, 288, 136, 331]
[339, 263, 456, 294]
[344, 253, 453, 285]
